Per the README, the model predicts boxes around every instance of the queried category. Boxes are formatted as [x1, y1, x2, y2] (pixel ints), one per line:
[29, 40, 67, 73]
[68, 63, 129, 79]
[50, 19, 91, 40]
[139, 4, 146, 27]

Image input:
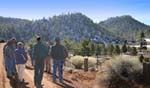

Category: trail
[0, 43, 11, 88]
[0, 43, 74, 88]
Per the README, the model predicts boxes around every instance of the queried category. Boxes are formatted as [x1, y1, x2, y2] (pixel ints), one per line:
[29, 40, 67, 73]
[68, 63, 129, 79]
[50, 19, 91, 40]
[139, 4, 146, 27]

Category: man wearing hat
[33, 36, 48, 87]
[51, 37, 68, 83]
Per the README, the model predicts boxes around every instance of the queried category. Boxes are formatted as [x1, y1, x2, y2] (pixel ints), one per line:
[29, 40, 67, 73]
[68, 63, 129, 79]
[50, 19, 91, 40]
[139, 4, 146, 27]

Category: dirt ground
[0, 43, 97, 88]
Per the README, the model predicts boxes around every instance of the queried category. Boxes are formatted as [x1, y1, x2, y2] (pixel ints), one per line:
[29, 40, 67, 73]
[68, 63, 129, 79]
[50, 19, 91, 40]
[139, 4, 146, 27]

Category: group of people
[3, 38, 27, 83]
[3, 36, 68, 88]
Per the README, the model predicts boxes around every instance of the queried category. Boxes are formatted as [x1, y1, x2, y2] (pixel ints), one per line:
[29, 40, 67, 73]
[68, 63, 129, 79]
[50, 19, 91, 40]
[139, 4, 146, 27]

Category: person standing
[33, 36, 48, 88]
[5, 41, 16, 78]
[15, 42, 28, 83]
[10, 38, 17, 75]
[51, 37, 68, 83]
[28, 44, 34, 66]
[44, 42, 51, 73]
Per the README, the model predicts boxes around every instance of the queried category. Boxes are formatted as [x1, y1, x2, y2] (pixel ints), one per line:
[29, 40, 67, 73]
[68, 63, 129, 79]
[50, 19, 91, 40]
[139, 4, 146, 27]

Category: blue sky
[0, 0, 150, 25]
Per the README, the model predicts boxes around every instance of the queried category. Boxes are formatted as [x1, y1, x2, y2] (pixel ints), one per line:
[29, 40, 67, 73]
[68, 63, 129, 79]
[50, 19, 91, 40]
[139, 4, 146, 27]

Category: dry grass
[96, 55, 143, 88]
[69, 55, 97, 69]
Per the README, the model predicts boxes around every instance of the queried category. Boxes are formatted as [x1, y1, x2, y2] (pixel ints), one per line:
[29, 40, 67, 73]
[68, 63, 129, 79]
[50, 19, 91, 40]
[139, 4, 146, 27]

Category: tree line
[62, 39, 138, 56]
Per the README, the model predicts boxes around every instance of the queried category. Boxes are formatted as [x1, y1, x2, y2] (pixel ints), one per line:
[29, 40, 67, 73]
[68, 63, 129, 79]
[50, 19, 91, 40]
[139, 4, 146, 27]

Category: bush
[70, 56, 96, 69]
[0, 39, 5, 43]
[97, 55, 143, 88]
[113, 45, 121, 55]
[139, 55, 144, 63]
[121, 44, 127, 53]
[131, 47, 137, 56]
[70, 56, 84, 69]
[88, 57, 97, 68]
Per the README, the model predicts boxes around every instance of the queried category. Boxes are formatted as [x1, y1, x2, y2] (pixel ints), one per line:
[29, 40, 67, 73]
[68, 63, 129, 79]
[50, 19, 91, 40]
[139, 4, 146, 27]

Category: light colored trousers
[44, 56, 51, 72]
[17, 64, 25, 81]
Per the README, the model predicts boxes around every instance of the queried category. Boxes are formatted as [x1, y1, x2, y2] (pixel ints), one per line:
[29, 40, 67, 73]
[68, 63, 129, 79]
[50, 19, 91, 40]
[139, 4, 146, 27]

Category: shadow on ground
[9, 76, 29, 88]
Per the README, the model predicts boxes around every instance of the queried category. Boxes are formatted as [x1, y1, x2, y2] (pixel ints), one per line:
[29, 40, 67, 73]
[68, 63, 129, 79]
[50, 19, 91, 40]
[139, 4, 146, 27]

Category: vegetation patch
[96, 55, 143, 88]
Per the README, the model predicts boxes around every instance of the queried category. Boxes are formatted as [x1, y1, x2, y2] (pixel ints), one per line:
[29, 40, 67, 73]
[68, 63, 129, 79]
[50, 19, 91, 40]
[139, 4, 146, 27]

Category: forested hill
[0, 13, 116, 43]
[99, 15, 150, 40]
[0, 13, 149, 44]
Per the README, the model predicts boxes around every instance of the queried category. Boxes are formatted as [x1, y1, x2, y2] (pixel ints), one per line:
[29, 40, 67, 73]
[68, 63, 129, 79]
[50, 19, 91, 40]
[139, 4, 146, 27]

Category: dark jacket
[33, 41, 48, 61]
[51, 44, 68, 60]
[15, 48, 28, 64]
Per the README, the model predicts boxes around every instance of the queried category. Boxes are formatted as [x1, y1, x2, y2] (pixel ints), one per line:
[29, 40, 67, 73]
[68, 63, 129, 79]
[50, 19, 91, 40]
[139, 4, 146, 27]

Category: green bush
[0, 39, 5, 43]
[131, 47, 137, 56]
[143, 58, 150, 62]
[139, 55, 144, 63]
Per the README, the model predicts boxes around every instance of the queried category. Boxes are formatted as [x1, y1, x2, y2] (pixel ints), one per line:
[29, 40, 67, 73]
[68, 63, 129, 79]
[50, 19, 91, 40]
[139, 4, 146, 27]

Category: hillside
[99, 15, 150, 40]
[0, 13, 116, 43]
[0, 14, 150, 44]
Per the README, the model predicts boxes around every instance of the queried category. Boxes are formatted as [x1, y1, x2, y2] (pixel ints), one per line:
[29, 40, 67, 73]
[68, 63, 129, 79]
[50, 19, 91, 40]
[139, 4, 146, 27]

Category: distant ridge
[99, 15, 150, 40]
[0, 13, 150, 44]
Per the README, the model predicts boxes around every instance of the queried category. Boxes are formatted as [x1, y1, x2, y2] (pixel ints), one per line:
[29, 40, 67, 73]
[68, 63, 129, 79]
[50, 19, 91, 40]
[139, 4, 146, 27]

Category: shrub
[139, 55, 144, 63]
[70, 56, 84, 69]
[131, 47, 137, 56]
[0, 39, 5, 43]
[121, 44, 127, 53]
[113, 45, 121, 55]
[70, 56, 96, 69]
[88, 57, 97, 68]
[96, 55, 143, 88]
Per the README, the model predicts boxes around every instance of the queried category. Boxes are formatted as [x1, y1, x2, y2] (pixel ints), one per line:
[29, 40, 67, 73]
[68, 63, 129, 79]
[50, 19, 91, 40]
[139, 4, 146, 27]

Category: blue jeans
[53, 59, 64, 83]
[6, 57, 16, 76]
[34, 60, 44, 85]
[12, 58, 17, 73]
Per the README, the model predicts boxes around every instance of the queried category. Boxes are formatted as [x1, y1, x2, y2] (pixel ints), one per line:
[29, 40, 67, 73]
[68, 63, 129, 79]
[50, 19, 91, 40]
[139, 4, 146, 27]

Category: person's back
[5, 45, 13, 59]
[51, 37, 68, 83]
[33, 42, 48, 61]
[51, 44, 67, 60]
[4, 41, 16, 78]
[33, 36, 48, 87]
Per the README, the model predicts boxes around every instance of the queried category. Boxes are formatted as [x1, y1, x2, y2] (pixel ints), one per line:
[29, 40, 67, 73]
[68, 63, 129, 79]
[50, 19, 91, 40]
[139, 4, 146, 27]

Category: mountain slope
[99, 15, 150, 40]
[0, 13, 116, 43]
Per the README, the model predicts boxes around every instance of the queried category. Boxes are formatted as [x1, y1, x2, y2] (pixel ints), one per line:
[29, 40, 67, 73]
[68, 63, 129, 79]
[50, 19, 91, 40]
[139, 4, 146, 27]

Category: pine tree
[96, 44, 101, 56]
[113, 45, 121, 55]
[131, 47, 137, 55]
[107, 44, 114, 55]
[89, 42, 95, 55]
[81, 39, 91, 56]
[122, 44, 127, 53]
[101, 44, 107, 55]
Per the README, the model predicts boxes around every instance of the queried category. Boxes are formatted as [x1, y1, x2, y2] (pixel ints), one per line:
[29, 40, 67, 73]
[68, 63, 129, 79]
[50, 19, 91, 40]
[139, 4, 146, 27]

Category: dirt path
[0, 43, 11, 88]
